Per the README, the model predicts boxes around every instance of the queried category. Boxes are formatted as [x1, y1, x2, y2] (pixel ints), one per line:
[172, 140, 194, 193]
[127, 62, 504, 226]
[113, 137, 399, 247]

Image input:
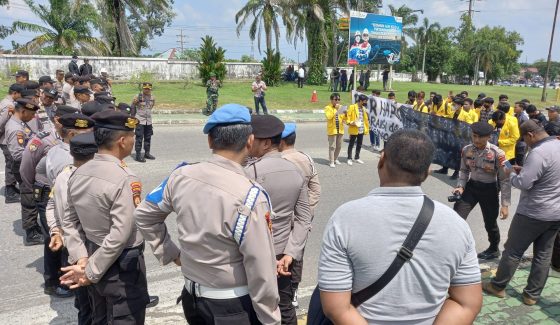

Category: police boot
[5, 185, 21, 204]
[144, 152, 156, 160]
[147, 295, 159, 308]
[450, 170, 459, 180]
[24, 227, 44, 246]
[135, 152, 146, 163]
[434, 167, 448, 175]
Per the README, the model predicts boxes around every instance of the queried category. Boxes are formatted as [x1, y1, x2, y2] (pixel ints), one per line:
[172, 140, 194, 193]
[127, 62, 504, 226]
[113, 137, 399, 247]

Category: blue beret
[203, 104, 251, 134]
[281, 123, 296, 139]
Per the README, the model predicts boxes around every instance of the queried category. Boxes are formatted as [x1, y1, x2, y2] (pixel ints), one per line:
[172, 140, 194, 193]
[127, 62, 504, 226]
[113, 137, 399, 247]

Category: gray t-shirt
[318, 186, 480, 325]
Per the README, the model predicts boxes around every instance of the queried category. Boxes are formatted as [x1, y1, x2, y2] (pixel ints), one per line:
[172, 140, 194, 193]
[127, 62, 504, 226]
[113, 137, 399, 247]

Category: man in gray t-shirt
[319, 129, 482, 325]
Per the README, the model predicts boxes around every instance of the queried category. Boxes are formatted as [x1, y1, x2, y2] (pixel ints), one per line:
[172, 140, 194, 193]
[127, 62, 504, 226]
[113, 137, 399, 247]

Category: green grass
[110, 81, 560, 111]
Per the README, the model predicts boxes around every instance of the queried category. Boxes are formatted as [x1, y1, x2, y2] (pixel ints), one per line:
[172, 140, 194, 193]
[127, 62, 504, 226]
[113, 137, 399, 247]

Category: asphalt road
[0, 123, 520, 324]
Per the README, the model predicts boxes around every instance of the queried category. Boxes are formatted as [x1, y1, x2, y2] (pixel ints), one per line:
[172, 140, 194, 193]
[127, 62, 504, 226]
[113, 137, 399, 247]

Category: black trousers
[180, 287, 262, 325]
[135, 124, 153, 154]
[454, 180, 500, 251]
[86, 243, 149, 325]
[254, 96, 268, 115]
[347, 134, 364, 160]
[277, 255, 296, 325]
[492, 213, 560, 299]
[340, 80, 347, 92]
[21, 192, 39, 230]
[552, 233, 560, 270]
[75, 287, 93, 325]
[297, 77, 304, 88]
[0, 144, 16, 186]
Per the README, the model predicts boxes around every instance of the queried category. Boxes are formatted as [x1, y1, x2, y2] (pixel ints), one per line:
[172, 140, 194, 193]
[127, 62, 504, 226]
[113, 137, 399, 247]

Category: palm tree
[415, 18, 440, 82]
[11, 0, 108, 55]
[388, 5, 420, 44]
[235, 0, 293, 54]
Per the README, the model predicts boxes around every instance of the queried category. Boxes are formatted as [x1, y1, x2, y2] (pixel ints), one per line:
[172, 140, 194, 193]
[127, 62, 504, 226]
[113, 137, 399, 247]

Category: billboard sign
[347, 11, 403, 66]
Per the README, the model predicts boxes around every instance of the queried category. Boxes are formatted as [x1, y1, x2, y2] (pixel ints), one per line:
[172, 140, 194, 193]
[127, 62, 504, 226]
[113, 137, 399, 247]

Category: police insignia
[119, 161, 128, 168]
[29, 143, 37, 152]
[16, 132, 24, 145]
[265, 211, 272, 233]
[125, 118, 138, 129]
[75, 119, 88, 128]
[131, 182, 142, 207]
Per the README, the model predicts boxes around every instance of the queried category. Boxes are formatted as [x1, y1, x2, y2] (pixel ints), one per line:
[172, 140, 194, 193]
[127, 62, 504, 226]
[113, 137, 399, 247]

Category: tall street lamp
[541, 0, 559, 102]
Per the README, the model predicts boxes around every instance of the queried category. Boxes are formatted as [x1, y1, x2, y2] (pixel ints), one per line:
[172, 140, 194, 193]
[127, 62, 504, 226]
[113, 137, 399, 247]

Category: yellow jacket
[413, 101, 429, 113]
[346, 104, 369, 135]
[324, 104, 345, 135]
[435, 102, 454, 118]
[489, 114, 519, 160]
[457, 109, 479, 124]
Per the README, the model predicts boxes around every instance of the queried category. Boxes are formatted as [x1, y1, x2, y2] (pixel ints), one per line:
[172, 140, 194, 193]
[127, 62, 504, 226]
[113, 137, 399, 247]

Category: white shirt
[298, 68, 305, 78]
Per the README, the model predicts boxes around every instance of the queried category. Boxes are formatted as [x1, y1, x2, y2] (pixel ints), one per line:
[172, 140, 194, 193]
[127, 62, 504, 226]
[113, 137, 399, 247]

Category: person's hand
[60, 264, 91, 289]
[174, 257, 181, 266]
[512, 165, 522, 174]
[499, 206, 509, 220]
[276, 255, 293, 277]
[452, 187, 464, 196]
[49, 233, 63, 252]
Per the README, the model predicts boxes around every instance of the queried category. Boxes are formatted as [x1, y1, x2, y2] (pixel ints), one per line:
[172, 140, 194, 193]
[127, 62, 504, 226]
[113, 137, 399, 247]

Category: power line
[176, 28, 187, 52]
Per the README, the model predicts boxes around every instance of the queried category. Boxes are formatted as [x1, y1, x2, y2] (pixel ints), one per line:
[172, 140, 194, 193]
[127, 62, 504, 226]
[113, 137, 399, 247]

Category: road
[0, 123, 520, 324]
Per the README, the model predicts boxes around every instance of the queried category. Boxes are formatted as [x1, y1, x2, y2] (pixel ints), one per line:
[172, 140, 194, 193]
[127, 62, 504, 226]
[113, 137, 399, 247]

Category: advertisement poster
[347, 11, 403, 66]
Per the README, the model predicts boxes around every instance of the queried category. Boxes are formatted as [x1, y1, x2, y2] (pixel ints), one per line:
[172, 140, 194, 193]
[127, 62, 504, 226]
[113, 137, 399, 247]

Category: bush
[130, 70, 157, 91]
[261, 49, 282, 87]
[198, 35, 226, 84]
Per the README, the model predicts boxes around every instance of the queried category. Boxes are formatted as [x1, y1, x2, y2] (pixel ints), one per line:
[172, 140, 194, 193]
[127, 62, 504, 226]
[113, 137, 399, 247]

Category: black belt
[85, 239, 144, 256]
[467, 180, 497, 189]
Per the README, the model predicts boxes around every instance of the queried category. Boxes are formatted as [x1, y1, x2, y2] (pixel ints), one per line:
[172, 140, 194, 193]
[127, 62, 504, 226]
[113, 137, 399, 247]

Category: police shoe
[5, 185, 21, 204]
[147, 295, 159, 308]
[477, 248, 500, 260]
[482, 281, 505, 298]
[44, 285, 73, 298]
[24, 228, 44, 246]
[144, 152, 156, 160]
[434, 167, 448, 175]
[135, 153, 146, 163]
[292, 289, 299, 308]
[449, 170, 459, 180]
[522, 293, 537, 306]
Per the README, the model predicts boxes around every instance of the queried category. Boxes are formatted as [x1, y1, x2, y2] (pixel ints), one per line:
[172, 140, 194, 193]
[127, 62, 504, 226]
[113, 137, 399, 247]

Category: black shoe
[44, 286, 74, 298]
[434, 167, 449, 175]
[5, 185, 20, 203]
[450, 170, 459, 180]
[144, 152, 155, 160]
[478, 248, 500, 260]
[24, 228, 44, 246]
[135, 153, 146, 163]
[147, 295, 159, 308]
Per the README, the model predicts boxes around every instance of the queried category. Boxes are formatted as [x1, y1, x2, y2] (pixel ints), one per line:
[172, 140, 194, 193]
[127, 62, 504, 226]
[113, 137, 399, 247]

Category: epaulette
[37, 131, 50, 139]
[298, 150, 316, 175]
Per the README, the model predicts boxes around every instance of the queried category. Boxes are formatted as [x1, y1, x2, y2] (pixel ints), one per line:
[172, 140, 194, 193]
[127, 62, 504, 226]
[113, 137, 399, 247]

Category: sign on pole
[347, 11, 403, 66]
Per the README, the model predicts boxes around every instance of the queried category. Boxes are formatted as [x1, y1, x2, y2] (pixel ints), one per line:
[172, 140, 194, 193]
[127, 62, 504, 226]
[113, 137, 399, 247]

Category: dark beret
[15, 98, 39, 111]
[471, 122, 494, 136]
[59, 113, 95, 129]
[251, 115, 285, 139]
[70, 132, 98, 156]
[54, 105, 79, 117]
[91, 110, 138, 131]
[81, 101, 103, 117]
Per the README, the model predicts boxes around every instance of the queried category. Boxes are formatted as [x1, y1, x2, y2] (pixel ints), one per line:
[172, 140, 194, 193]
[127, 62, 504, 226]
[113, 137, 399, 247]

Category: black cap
[43, 88, 58, 98]
[483, 97, 494, 104]
[70, 132, 98, 156]
[25, 81, 40, 90]
[81, 101, 103, 117]
[477, 93, 486, 98]
[21, 89, 38, 98]
[12, 70, 29, 77]
[251, 115, 285, 139]
[59, 113, 95, 129]
[100, 103, 117, 111]
[73, 85, 92, 94]
[15, 98, 39, 111]
[90, 78, 103, 86]
[471, 121, 494, 136]
[54, 105, 79, 117]
[38, 76, 54, 84]
[72, 55, 78, 59]
[91, 110, 138, 131]
[117, 103, 131, 115]
[9, 84, 24, 93]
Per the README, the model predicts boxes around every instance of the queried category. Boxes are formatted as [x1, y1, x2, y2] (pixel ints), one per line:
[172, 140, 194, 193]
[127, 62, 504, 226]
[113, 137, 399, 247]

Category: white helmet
[362, 28, 369, 35]
[355, 31, 360, 36]
[99, 68, 108, 74]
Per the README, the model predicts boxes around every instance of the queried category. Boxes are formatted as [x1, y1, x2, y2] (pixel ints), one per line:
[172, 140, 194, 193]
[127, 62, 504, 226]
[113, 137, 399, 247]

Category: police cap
[38, 76, 54, 84]
[471, 121, 494, 136]
[74, 85, 92, 94]
[281, 122, 296, 139]
[251, 114, 285, 139]
[81, 101, 103, 117]
[54, 105, 79, 117]
[91, 110, 138, 131]
[142, 82, 152, 89]
[9, 84, 24, 93]
[70, 132, 98, 156]
[59, 113, 95, 129]
[15, 98, 39, 111]
[203, 103, 251, 134]
[12, 70, 29, 78]
[90, 78, 103, 86]
[546, 105, 560, 113]
[21, 89, 38, 98]
[117, 103, 132, 115]
[43, 88, 58, 98]
[25, 81, 40, 90]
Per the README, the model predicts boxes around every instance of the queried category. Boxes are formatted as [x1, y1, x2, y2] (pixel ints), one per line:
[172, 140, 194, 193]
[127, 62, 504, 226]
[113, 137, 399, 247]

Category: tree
[261, 49, 282, 86]
[235, 0, 292, 53]
[197, 36, 226, 83]
[177, 48, 201, 61]
[126, 0, 176, 54]
[11, 0, 108, 55]
[415, 18, 440, 82]
[534, 60, 560, 82]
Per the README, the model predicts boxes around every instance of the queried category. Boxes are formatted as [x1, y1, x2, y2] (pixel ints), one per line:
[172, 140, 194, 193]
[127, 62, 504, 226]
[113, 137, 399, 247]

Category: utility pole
[176, 29, 187, 53]
[468, 0, 473, 19]
[542, 0, 559, 102]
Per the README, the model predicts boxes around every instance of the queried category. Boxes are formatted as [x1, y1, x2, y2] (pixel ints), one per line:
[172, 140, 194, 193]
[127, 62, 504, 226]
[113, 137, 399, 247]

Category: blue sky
[1, 0, 558, 63]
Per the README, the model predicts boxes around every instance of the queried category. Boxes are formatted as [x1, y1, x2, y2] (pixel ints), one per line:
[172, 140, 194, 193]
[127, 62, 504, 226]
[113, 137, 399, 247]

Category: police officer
[1, 84, 24, 203]
[39, 88, 58, 127]
[279, 123, 321, 308]
[131, 82, 155, 162]
[245, 115, 312, 325]
[205, 73, 221, 115]
[135, 104, 280, 325]
[60, 110, 149, 324]
[452, 121, 511, 260]
[48, 132, 98, 325]
[73, 85, 92, 110]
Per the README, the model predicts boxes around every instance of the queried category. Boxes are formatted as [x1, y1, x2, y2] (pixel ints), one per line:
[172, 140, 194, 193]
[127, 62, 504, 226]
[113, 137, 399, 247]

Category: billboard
[347, 11, 403, 66]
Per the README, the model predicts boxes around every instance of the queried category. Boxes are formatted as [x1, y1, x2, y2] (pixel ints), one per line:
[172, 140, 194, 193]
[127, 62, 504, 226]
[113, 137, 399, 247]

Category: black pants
[297, 77, 304, 88]
[21, 192, 39, 230]
[86, 243, 149, 325]
[254, 96, 268, 115]
[552, 233, 560, 270]
[277, 255, 296, 325]
[383, 79, 388, 90]
[515, 141, 527, 166]
[135, 124, 153, 154]
[0, 144, 16, 186]
[340, 80, 347, 92]
[75, 287, 93, 325]
[492, 213, 560, 300]
[454, 180, 500, 251]
[180, 287, 262, 325]
[347, 134, 364, 160]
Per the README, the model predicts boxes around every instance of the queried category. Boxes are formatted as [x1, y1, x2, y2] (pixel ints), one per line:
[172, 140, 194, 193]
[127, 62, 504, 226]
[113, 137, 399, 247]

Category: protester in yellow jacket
[489, 105, 519, 161]
[345, 94, 369, 165]
[498, 94, 515, 116]
[413, 91, 429, 113]
[324, 93, 346, 167]
[456, 98, 479, 124]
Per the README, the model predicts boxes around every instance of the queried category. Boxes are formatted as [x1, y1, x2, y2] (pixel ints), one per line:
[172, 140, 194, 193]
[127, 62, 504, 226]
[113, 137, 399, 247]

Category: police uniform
[40, 88, 59, 128]
[62, 110, 149, 324]
[454, 122, 511, 260]
[205, 75, 221, 115]
[131, 82, 155, 162]
[279, 123, 321, 306]
[246, 115, 312, 325]
[135, 104, 280, 325]
[0, 85, 23, 202]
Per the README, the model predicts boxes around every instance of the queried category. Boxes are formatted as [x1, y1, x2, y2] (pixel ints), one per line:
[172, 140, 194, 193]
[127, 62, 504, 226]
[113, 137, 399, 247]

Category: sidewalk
[152, 109, 325, 125]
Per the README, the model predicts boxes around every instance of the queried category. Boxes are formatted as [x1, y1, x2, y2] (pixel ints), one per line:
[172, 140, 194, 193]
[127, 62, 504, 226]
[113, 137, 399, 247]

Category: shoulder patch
[131, 181, 142, 207]
[145, 162, 188, 205]
[16, 131, 25, 146]
[232, 186, 261, 245]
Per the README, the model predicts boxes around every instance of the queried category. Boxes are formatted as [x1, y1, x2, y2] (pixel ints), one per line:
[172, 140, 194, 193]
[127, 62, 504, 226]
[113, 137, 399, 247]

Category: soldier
[452, 121, 511, 260]
[279, 123, 321, 308]
[47, 132, 98, 324]
[60, 110, 150, 324]
[1, 84, 24, 203]
[245, 115, 312, 325]
[135, 103, 280, 325]
[205, 73, 221, 115]
[131, 82, 155, 162]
